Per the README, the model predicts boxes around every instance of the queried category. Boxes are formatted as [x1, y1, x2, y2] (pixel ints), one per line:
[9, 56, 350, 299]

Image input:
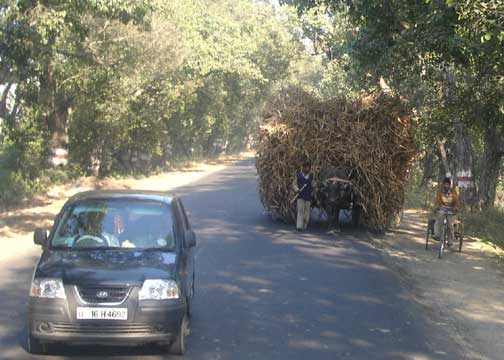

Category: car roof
[68, 190, 175, 205]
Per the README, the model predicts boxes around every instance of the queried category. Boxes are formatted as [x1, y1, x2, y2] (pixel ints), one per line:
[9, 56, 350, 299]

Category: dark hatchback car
[27, 190, 196, 355]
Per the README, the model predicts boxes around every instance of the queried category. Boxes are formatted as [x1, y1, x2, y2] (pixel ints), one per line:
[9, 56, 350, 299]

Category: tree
[285, 0, 504, 208]
[0, 0, 155, 166]
[455, 0, 504, 207]
[0, 0, 326, 203]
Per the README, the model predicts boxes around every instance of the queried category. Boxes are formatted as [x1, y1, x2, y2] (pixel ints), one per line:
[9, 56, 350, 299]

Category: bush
[464, 208, 504, 250]
[0, 170, 41, 206]
[38, 165, 84, 186]
[0, 164, 83, 209]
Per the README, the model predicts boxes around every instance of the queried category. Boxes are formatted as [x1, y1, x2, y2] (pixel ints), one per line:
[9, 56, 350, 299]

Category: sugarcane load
[255, 88, 417, 230]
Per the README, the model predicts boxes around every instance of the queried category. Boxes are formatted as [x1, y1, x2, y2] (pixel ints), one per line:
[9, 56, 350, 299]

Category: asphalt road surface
[0, 160, 464, 360]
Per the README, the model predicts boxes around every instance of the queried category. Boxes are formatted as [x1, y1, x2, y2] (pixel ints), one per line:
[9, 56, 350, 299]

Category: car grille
[51, 322, 169, 334]
[76, 285, 130, 304]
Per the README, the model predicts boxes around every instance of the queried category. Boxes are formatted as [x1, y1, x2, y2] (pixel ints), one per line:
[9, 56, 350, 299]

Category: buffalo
[317, 167, 360, 232]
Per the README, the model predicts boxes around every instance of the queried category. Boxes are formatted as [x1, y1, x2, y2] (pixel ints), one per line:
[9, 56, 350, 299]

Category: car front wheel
[170, 314, 189, 355]
[187, 274, 195, 319]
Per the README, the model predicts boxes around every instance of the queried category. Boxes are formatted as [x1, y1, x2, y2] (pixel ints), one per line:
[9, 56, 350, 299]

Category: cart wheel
[453, 221, 463, 253]
[425, 225, 430, 250]
[352, 206, 361, 228]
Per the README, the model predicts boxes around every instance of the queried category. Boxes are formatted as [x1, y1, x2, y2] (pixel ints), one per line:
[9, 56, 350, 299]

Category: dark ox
[317, 167, 360, 232]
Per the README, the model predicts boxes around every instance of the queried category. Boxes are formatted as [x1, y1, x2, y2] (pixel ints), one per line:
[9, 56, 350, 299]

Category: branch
[437, 140, 452, 178]
[0, 82, 14, 117]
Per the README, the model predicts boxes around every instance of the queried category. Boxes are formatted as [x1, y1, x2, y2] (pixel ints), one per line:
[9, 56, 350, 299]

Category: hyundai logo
[96, 291, 109, 298]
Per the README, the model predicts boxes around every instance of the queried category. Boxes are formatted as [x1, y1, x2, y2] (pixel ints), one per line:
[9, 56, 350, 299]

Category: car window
[51, 199, 175, 250]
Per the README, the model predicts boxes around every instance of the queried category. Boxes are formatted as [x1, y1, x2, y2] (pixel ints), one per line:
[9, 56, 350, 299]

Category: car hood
[35, 250, 177, 286]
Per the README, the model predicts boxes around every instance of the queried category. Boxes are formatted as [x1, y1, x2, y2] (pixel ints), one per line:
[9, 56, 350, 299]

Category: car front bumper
[28, 298, 186, 346]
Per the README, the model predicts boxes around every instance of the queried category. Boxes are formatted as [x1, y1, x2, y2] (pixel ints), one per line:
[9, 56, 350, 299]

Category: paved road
[0, 160, 463, 360]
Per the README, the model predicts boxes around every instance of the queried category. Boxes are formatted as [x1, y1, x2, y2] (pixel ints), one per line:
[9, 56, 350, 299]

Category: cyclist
[434, 177, 460, 245]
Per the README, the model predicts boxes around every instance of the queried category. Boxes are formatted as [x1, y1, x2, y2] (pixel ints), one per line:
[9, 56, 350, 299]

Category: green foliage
[0, 0, 309, 204]
[404, 163, 441, 212]
[4, 108, 47, 178]
[0, 170, 38, 205]
[462, 207, 504, 250]
[287, 0, 503, 209]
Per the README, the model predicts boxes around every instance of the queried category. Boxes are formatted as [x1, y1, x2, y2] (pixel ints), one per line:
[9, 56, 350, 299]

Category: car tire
[27, 333, 47, 355]
[192, 273, 195, 298]
[187, 274, 195, 319]
[170, 314, 189, 355]
[186, 295, 192, 319]
[352, 206, 361, 227]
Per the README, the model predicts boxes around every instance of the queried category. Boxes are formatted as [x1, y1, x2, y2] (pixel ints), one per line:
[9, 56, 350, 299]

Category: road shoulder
[370, 209, 504, 360]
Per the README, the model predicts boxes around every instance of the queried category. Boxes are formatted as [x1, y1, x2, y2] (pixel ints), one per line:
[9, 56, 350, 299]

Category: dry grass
[464, 208, 504, 252]
[255, 88, 416, 228]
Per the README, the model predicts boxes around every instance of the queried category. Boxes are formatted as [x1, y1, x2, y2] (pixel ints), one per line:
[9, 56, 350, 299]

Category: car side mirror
[184, 230, 196, 248]
[34, 228, 48, 246]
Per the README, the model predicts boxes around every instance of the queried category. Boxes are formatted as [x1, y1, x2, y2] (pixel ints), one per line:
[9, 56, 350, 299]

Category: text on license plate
[77, 307, 127, 320]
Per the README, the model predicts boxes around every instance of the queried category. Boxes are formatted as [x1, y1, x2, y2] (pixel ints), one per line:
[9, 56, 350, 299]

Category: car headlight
[30, 278, 66, 299]
[139, 279, 179, 300]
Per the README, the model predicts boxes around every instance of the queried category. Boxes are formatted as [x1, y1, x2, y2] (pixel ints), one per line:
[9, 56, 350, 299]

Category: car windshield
[51, 199, 176, 251]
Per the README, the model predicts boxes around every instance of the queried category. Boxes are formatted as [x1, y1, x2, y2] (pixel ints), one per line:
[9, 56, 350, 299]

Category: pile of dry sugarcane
[255, 88, 416, 229]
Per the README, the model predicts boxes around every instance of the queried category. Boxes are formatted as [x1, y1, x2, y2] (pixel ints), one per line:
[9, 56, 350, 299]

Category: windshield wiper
[51, 246, 175, 251]
[57, 246, 122, 251]
[51, 246, 72, 250]
[142, 247, 175, 252]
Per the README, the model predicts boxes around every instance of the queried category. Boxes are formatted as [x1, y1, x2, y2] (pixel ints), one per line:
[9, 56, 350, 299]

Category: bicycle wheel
[438, 220, 447, 259]
[458, 223, 463, 252]
[425, 222, 430, 250]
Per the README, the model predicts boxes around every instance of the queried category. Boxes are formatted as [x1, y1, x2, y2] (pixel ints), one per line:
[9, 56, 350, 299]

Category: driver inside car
[55, 206, 170, 249]
[74, 211, 120, 248]
[88, 210, 138, 248]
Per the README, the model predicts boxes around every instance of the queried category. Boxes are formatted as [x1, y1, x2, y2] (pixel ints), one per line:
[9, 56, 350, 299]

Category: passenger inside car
[52, 201, 175, 250]
[118, 214, 174, 249]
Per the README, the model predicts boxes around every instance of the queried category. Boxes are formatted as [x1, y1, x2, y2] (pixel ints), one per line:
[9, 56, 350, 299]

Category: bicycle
[425, 208, 463, 259]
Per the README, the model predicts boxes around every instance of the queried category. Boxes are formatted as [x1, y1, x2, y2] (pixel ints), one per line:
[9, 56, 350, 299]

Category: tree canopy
[0, 0, 311, 203]
[1, 0, 502, 209]
[283, 0, 503, 208]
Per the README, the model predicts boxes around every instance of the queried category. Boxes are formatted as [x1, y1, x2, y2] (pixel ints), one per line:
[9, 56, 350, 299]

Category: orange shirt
[435, 188, 460, 209]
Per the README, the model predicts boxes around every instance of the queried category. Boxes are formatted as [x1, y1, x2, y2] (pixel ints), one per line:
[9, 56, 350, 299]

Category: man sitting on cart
[434, 177, 460, 245]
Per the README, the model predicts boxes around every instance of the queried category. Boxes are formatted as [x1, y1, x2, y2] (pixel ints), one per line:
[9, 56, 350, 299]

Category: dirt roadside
[372, 209, 504, 360]
[0, 153, 252, 262]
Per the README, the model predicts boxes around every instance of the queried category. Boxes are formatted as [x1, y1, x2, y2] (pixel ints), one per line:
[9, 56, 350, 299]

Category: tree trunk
[453, 119, 478, 208]
[479, 127, 504, 208]
[40, 36, 70, 167]
[443, 65, 478, 209]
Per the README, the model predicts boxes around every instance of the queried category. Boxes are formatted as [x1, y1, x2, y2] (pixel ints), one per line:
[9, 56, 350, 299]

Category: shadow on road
[0, 160, 465, 360]
[0, 255, 38, 360]
[172, 160, 461, 360]
[0, 212, 57, 238]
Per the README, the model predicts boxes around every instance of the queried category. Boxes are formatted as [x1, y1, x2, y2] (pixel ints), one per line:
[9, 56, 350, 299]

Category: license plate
[77, 307, 127, 320]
